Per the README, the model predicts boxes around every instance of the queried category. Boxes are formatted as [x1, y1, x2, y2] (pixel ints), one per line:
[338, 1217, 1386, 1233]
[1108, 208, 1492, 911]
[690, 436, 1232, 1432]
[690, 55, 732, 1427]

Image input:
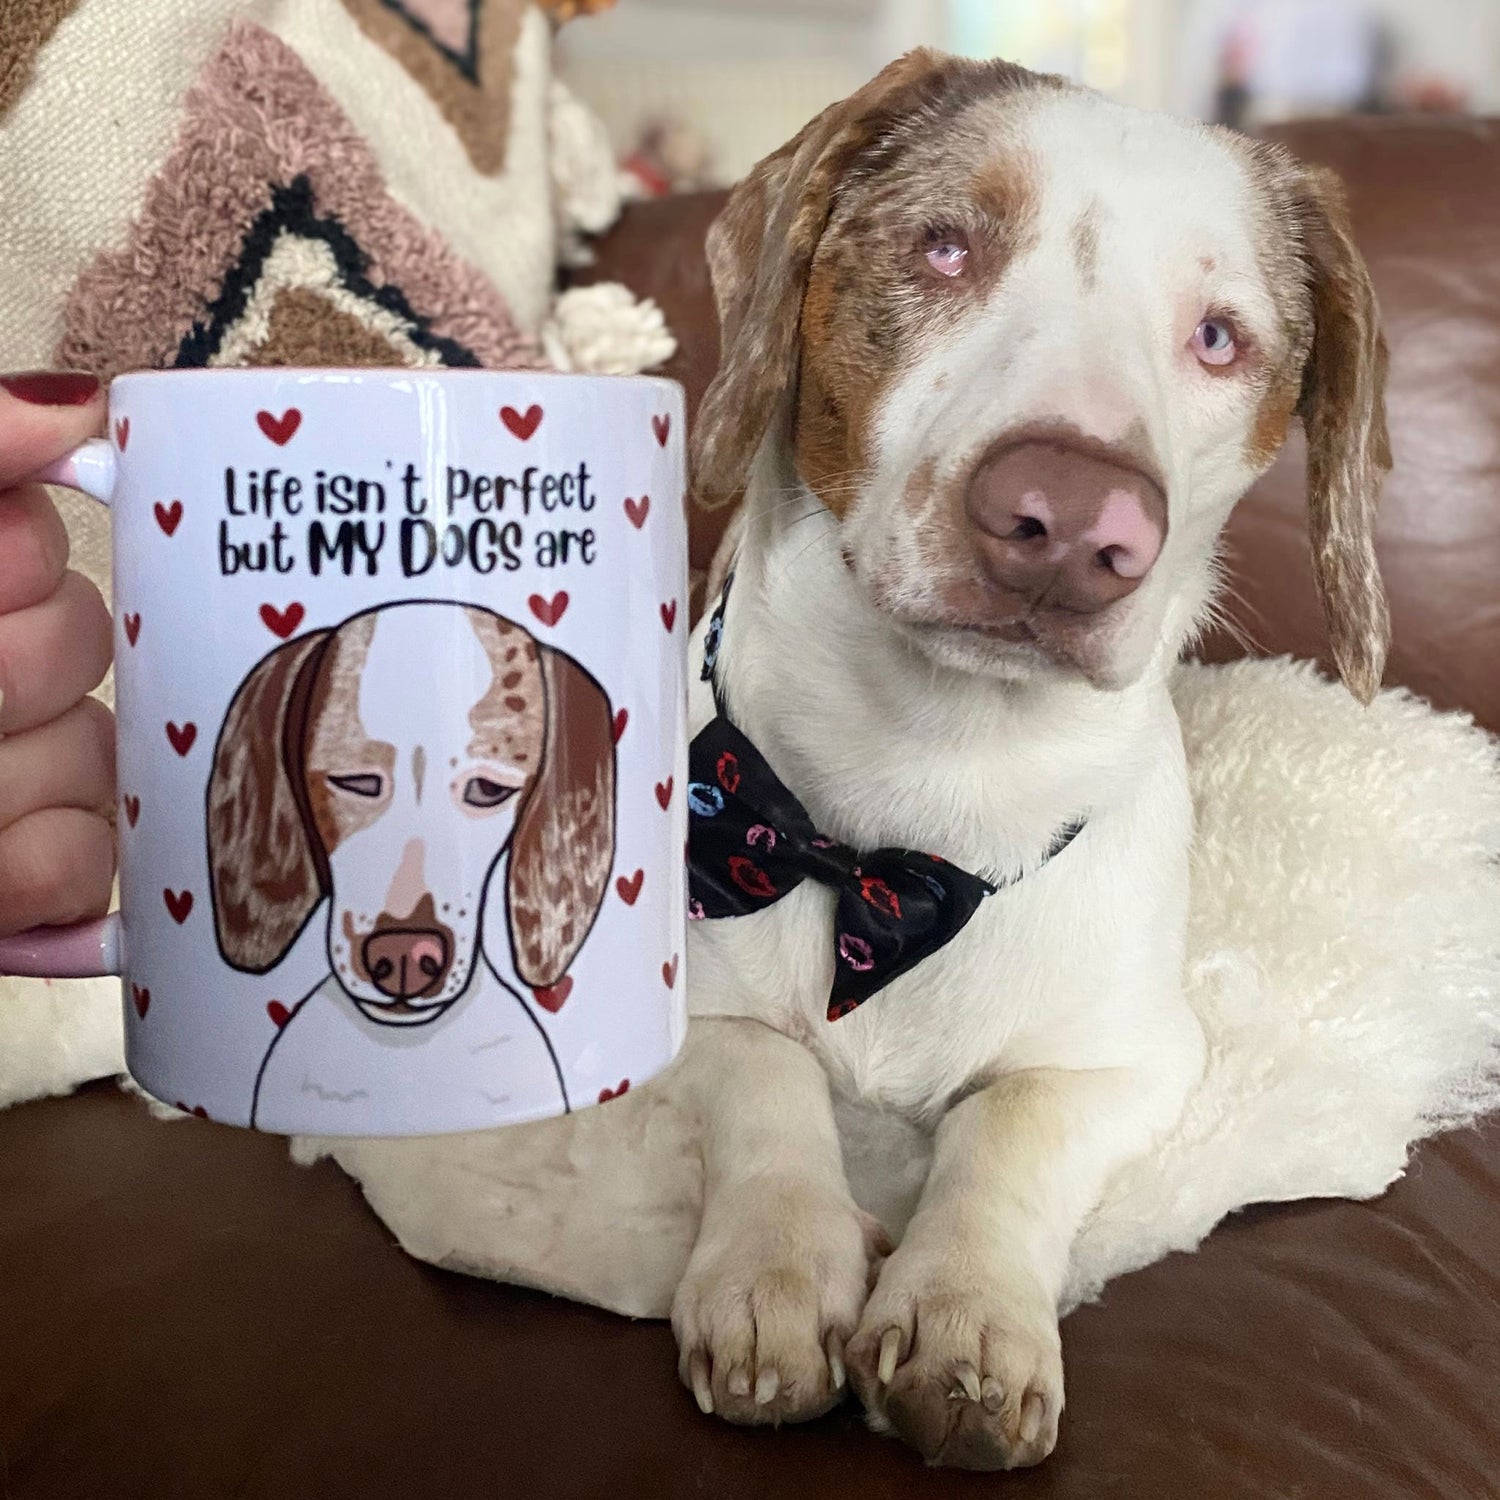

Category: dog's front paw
[672, 1183, 888, 1427]
[847, 1254, 1063, 1470]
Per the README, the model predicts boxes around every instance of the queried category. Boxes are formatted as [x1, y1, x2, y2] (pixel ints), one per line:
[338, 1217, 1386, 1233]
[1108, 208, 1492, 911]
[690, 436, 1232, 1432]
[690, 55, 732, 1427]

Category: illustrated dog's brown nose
[362, 928, 451, 1000]
[966, 439, 1168, 614]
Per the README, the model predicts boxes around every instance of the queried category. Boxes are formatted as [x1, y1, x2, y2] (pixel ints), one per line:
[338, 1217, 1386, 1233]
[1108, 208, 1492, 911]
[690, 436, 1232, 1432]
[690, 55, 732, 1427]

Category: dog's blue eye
[329, 773, 383, 798]
[463, 776, 515, 809]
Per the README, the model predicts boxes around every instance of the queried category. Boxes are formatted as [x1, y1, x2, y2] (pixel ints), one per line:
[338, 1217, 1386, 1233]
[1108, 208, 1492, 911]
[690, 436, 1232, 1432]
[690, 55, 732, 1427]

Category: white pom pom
[542, 283, 677, 375]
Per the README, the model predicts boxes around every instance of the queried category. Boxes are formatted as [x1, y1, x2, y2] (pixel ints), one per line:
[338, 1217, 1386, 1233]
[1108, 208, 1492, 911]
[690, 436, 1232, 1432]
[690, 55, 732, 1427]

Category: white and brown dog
[206, 601, 616, 1133]
[668, 51, 1389, 1468]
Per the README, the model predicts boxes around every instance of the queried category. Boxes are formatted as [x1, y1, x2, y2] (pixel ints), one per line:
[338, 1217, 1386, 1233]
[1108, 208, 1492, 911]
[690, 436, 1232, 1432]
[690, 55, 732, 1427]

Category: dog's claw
[878, 1327, 901, 1385]
[1020, 1389, 1046, 1444]
[981, 1375, 1005, 1413]
[726, 1365, 751, 1398]
[952, 1361, 982, 1403]
[689, 1351, 713, 1414]
[826, 1331, 847, 1391]
[754, 1367, 781, 1406]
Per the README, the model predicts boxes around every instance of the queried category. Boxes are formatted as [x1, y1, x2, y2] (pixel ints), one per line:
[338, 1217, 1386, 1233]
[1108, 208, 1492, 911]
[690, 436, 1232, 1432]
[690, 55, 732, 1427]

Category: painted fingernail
[0, 371, 101, 406]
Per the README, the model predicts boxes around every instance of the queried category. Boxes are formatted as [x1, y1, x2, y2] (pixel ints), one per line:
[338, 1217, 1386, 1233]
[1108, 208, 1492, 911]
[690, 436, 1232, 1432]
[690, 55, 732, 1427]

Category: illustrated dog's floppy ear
[693, 48, 992, 506]
[507, 646, 617, 989]
[1289, 164, 1393, 705]
[207, 630, 332, 973]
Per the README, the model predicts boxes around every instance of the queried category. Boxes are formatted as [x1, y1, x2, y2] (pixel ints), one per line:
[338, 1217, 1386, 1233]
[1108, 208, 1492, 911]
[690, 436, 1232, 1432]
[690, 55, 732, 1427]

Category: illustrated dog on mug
[659, 51, 1390, 1469]
[205, 600, 616, 1132]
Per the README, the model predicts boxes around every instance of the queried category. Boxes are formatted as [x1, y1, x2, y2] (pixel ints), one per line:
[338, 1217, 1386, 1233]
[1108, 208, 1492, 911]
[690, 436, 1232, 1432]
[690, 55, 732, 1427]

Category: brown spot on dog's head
[301, 613, 397, 857]
[693, 49, 1062, 515]
[465, 612, 546, 771]
[1244, 375, 1302, 471]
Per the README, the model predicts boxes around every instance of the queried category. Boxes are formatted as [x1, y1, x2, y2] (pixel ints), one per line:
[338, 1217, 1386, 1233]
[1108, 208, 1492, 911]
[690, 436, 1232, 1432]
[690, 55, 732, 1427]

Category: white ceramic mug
[0, 369, 688, 1135]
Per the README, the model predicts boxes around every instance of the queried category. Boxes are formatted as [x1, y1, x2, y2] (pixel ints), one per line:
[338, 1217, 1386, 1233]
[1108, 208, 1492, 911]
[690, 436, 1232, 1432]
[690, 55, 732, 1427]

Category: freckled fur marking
[466, 612, 546, 770]
[506, 649, 617, 988]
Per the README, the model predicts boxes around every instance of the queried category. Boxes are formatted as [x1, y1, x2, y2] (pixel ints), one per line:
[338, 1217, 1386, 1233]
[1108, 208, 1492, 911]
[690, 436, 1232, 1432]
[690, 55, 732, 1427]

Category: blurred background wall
[557, 0, 1500, 193]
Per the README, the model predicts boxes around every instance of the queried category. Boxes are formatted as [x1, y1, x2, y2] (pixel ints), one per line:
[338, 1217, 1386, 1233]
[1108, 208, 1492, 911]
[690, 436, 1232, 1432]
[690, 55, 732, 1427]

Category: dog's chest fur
[686, 524, 1194, 1120]
[254, 965, 562, 1132]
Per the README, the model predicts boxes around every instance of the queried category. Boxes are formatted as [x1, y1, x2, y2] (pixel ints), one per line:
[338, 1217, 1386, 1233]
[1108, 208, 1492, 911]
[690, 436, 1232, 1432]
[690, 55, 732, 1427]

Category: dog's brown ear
[1291, 164, 1392, 704]
[508, 647, 616, 989]
[693, 48, 971, 506]
[207, 631, 331, 973]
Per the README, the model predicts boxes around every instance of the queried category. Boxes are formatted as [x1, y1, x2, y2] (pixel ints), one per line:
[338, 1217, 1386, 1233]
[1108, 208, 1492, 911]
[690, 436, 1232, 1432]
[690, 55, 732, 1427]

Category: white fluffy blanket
[7, 658, 1499, 1319]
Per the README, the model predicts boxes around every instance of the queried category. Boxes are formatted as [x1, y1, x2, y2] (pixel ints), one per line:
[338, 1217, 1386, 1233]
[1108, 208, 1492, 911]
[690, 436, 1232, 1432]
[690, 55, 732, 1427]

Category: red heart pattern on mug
[259, 602, 306, 640]
[501, 404, 543, 441]
[611, 708, 629, 744]
[660, 600, 678, 633]
[166, 721, 197, 757]
[175, 1103, 210, 1120]
[164, 888, 194, 924]
[624, 495, 650, 529]
[652, 413, 671, 447]
[154, 500, 183, 537]
[528, 591, 569, 627]
[256, 408, 301, 445]
[661, 955, 679, 989]
[655, 776, 673, 810]
[616, 869, 644, 906]
[132, 984, 150, 1019]
[114, 417, 130, 450]
[266, 1000, 291, 1029]
[123, 613, 142, 647]
[531, 977, 574, 1013]
[598, 1080, 631, 1104]
[122, 795, 141, 828]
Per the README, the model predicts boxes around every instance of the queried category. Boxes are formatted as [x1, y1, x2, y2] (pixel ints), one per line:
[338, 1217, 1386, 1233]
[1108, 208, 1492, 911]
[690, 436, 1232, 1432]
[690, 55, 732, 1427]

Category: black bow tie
[686, 572, 1085, 1021]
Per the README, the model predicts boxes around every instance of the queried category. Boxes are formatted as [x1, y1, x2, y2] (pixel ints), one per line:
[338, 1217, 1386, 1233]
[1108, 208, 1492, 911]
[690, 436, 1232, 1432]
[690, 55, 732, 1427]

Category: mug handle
[0, 437, 121, 978]
[37, 436, 116, 504]
[0, 917, 122, 978]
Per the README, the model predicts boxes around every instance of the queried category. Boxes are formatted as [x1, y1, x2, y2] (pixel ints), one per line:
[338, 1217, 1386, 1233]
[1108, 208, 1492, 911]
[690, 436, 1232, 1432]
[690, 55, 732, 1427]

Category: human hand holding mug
[0, 372, 116, 936]
[0, 369, 688, 1137]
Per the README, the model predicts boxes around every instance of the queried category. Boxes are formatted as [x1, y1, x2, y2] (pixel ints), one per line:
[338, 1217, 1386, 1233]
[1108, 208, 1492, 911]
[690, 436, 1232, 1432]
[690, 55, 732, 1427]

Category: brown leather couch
[2, 116, 1497, 1499]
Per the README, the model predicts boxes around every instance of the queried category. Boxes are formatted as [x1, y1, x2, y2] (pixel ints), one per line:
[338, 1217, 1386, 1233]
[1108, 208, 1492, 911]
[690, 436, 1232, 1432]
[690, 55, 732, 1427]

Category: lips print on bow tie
[689, 711, 1015, 1019]
[687, 570, 1086, 1020]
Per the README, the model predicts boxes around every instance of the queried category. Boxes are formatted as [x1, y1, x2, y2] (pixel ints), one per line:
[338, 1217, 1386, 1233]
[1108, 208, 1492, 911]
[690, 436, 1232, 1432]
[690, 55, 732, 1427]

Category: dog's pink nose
[966, 439, 1167, 614]
[362, 928, 451, 1000]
